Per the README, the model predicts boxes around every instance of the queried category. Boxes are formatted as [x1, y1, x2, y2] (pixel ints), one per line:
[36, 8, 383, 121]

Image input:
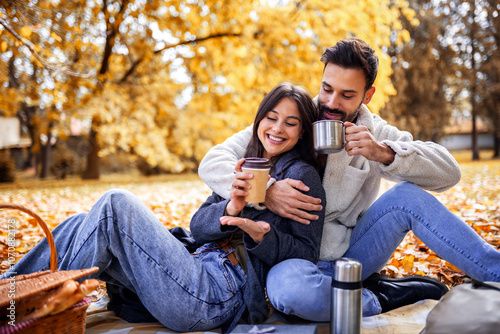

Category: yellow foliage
[401, 254, 415, 273]
[20, 26, 32, 38]
[398, 29, 412, 44]
[0, 0, 414, 174]
[50, 32, 62, 42]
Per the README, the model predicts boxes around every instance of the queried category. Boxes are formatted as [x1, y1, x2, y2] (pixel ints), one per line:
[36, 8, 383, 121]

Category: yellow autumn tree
[0, 0, 413, 177]
[0, 0, 104, 177]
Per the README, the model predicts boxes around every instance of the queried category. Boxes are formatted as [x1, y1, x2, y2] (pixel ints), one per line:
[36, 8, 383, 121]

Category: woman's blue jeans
[266, 182, 500, 321]
[1, 189, 246, 332]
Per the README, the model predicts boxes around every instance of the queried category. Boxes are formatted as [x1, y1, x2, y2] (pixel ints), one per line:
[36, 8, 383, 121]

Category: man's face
[318, 63, 375, 123]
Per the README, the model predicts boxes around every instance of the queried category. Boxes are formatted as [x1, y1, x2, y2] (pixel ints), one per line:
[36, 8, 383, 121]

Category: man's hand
[344, 122, 395, 165]
[264, 179, 322, 225]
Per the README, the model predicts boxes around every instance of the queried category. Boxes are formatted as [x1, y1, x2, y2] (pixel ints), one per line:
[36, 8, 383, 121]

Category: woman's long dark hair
[244, 82, 320, 174]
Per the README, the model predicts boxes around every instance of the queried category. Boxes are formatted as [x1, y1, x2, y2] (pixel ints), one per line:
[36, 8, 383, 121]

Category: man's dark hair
[320, 38, 379, 91]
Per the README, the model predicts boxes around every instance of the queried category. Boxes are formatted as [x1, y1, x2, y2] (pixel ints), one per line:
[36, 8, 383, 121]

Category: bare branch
[0, 16, 92, 78]
[154, 32, 241, 55]
[118, 32, 241, 83]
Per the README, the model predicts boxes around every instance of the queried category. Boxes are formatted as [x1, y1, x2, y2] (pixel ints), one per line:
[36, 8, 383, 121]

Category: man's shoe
[363, 273, 449, 313]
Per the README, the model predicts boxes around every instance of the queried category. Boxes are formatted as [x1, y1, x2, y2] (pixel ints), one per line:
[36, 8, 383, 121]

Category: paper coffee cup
[241, 158, 271, 203]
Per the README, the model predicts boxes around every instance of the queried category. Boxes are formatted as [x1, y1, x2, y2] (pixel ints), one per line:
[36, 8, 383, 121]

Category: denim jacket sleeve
[245, 162, 326, 266]
[189, 193, 237, 244]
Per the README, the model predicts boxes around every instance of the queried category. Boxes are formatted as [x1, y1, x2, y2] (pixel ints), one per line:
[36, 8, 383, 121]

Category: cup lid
[242, 157, 271, 169]
[333, 258, 362, 282]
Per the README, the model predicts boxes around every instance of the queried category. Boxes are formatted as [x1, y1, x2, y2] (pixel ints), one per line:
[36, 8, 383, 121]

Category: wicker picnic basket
[0, 203, 99, 334]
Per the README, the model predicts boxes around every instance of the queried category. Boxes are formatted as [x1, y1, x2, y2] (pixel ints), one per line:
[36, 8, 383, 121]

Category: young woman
[1, 82, 325, 333]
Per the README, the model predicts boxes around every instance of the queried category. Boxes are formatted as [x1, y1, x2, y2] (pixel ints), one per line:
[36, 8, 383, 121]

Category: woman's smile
[267, 134, 286, 143]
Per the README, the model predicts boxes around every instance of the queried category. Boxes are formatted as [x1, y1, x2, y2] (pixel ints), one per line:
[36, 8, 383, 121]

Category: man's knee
[266, 259, 319, 310]
[267, 260, 309, 293]
[385, 182, 432, 204]
[267, 259, 330, 320]
[389, 181, 420, 195]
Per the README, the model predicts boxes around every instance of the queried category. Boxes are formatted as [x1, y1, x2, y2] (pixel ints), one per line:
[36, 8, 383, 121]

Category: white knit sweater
[198, 104, 461, 261]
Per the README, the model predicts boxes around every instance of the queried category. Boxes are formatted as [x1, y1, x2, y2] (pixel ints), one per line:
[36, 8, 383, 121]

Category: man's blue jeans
[1, 189, 246, 332]
[266, 182, 500, 321]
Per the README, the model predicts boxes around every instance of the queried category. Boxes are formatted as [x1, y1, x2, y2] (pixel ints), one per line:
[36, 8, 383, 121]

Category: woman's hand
[220, 216, 270, 243]
[225, 158, 251, 216]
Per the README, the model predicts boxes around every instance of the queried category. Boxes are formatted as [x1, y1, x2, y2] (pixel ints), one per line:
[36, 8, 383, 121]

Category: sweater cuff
[379, 140, 417, 174]
[382, 140, 416, 157]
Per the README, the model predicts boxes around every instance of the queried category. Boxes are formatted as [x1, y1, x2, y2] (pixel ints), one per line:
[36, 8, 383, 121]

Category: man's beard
[318, 101, 362, 123]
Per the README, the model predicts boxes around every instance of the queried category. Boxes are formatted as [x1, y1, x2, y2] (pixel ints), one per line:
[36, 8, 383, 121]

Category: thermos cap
[333, 258, 362, 283]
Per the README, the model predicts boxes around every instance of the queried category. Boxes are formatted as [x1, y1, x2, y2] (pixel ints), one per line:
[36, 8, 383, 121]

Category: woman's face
[257, 97, 304, 159]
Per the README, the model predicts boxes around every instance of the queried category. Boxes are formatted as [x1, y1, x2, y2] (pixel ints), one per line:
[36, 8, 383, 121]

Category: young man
[198, 38, 500, 320]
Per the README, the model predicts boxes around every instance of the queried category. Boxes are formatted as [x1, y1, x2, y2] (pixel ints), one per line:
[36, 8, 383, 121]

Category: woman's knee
[101, 189, 145, 212]
[102, 188, 136, 203]
[97, 189, 147, 228]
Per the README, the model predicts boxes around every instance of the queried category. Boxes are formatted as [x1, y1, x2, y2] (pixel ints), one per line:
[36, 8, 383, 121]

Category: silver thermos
[331, 258, 363, 334]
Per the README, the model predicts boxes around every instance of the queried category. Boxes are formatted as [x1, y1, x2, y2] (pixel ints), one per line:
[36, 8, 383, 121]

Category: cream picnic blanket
[85, 297, 437, 334]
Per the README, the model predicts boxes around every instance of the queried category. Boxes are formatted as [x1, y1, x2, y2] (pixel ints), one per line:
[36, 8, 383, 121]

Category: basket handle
[0, 203, 58, 272]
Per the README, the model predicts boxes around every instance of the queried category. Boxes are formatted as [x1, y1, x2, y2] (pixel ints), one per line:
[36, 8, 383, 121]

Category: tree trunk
[82, 123, 100, 179]
[494, 132, 500, 158]
[471, 101, 479, 160]
[39, 123, 53, 179]
[470, 0, 480, 161]
[17, 104, 37, 170]
[80, 2, 119, 180]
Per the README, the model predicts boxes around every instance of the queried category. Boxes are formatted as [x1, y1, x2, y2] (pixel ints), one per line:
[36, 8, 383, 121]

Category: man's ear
[363, 86, 376, 105]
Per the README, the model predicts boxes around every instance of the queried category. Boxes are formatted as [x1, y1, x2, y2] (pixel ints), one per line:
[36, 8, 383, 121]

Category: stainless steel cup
[331, 258, 362, 334]
[313, 120, 345, 154]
